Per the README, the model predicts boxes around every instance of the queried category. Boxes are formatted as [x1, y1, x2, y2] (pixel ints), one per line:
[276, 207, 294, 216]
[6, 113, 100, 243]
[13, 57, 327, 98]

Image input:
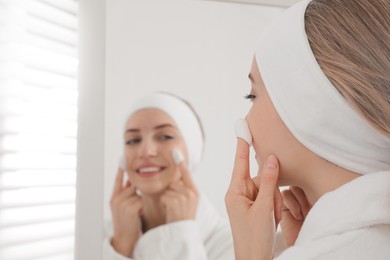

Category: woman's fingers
[251, 157, 281, 228]
[279, 186, 311, 247]
[121, 184, 137, 198]
[161, 184, 198, 223]
[112, 183, 137, 207]
[252, 175, 260, 189]
[113, 168, 125, 195]
[176, 160, 197, 192]
[281, 189, 303, 220]
[274, 187, 283, 228]
[290, 186, 311, 218]
[280, 207, 303, 247]
[255, 155, 280, 210]
[169, 180, 184, 190]
[161, 190, 184, 203]
[232, 138, 250, 182]
[125, 180, 131, 188]
[167, 181, 197, 205]
[122, 196, 143, 213]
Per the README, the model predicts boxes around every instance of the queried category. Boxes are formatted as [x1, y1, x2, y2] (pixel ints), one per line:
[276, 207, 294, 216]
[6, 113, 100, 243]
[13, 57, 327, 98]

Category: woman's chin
[136, 183, 168, 196]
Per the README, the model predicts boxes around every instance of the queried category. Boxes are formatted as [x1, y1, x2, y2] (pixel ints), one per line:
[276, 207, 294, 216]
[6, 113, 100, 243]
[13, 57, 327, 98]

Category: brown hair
[305, 0, 390, 136]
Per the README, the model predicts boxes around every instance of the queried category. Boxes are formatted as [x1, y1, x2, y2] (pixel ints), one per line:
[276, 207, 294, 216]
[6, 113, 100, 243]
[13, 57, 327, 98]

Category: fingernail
[172, 149, 184, 164]
[266, 155, 278, 169]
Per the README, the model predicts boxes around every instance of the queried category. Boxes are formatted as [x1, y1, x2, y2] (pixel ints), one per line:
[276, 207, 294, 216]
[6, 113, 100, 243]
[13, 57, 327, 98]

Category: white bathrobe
[276, 171, 390, 260]
[103, 194, 234, 260]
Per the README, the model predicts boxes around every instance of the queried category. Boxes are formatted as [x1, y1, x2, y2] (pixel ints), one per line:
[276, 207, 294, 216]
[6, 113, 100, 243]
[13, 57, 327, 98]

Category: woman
[226, 0, 390, 259]
[104, 92, 234, 259]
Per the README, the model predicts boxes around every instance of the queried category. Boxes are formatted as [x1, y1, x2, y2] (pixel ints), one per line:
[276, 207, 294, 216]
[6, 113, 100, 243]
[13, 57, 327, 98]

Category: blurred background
[0, 0, 300, 259]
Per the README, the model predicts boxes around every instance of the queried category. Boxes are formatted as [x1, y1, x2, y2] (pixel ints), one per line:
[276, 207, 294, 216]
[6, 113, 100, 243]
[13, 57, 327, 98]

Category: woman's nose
[139, 139, 157, 158]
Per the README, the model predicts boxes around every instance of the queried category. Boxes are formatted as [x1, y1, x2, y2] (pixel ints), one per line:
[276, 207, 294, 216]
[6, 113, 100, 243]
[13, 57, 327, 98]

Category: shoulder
[277, 225, 390, 260]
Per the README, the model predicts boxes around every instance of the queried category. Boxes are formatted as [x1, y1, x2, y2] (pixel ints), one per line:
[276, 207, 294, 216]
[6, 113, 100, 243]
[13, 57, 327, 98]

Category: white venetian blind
[0, 0, 78, 259]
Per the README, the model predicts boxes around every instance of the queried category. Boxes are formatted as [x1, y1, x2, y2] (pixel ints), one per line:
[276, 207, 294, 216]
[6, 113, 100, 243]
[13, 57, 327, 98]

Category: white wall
[104, 0, 282, 221]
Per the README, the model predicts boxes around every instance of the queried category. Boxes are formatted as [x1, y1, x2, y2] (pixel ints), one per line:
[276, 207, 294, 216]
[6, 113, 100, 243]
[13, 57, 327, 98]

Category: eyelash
[159, 135, 174, 141]
[244, 94, 256, 101]
[125, 135, 174, 145]
[126, 138, 141, 145]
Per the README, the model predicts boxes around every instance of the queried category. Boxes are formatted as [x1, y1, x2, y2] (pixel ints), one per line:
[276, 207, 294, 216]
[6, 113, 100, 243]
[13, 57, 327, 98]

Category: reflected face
[246, 57, 305, 185]
[124, 108, 187, 195]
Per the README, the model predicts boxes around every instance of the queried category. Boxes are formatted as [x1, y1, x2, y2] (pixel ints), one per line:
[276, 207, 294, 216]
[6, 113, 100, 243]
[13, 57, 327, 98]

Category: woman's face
[124, 108, 187, 195]
[246, 57, 308, 186]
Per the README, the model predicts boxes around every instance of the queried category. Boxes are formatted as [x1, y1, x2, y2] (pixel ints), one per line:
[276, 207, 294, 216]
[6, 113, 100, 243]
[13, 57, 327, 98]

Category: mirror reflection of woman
[225, 0, 390, 259]
[103, 92, 234, 260]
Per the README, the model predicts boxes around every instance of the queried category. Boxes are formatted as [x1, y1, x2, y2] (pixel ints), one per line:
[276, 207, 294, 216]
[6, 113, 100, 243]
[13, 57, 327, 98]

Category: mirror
[104, 0, 282, 223]
[78, 0, 283, 258]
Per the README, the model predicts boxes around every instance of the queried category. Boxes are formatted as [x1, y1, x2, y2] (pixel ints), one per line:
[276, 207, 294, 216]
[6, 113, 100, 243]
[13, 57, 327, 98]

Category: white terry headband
[255, 0, 390, 174]
[125, 92, 204, 172]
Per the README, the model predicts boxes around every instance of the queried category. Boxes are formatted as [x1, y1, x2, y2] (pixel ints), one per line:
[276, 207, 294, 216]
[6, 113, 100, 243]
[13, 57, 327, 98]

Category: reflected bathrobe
[103, 194, 234, 260]
[276, 171, 390, 260]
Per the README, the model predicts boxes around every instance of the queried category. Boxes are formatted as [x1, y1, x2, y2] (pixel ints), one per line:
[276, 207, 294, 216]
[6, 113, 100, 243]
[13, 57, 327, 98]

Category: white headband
[255, 0, 390, 174]
[125, 92, 204, 172]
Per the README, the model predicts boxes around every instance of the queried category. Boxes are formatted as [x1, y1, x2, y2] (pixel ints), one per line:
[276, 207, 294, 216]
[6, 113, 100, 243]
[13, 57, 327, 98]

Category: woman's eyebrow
[154, 124, 175, 130]
[125, 128, 139, 133]
[125, 124, 174, 133]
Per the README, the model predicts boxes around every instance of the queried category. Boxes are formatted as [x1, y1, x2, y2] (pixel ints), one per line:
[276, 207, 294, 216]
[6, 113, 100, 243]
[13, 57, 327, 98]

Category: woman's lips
[136, 166, 166, 177]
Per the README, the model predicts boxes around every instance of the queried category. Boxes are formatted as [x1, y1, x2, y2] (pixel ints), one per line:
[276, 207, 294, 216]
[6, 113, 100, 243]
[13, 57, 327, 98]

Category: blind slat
[17, 44, 78, 77]
[23, 67, 77, 89]
[0, 43, 78, 77]
[0, 83, 78, 106]
[0, 153, 77, 170]
[0, 62, 77, 89]
[0, 116, 77, 137]
[0, 236, 74, 259]
[32, 252, 74, 260]
[0, 219, 75, 247]
[26, 32, 77, 57]
[0, 187, 76, 208]
[0, 134, 77, 153]
[27, 0, 78, 31]
[0, 203, 75, 227]
[0, 99, 78, 120]
[38, 0, 78, 16]
[26, 14, 77, 46]
[0, 170, 76, 189]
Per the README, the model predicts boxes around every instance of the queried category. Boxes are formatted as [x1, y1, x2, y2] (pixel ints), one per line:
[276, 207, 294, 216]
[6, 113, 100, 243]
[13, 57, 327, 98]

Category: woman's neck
[292, 159, 360, 206]
[141, 193, 166, 232]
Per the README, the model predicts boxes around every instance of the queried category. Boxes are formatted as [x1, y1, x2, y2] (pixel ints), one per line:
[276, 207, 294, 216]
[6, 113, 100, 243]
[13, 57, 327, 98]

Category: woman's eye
[159, 135, 174, 141]
[244, 94, 256, 102]
[126, 138, 141, 145]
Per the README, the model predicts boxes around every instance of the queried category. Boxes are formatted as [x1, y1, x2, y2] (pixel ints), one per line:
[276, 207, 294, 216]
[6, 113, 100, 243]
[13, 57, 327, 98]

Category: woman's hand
[225, 139, 283, 260]
[110, 168, 143, 257]
[160, 161, 199, 223]
[280, 186, 311, 246]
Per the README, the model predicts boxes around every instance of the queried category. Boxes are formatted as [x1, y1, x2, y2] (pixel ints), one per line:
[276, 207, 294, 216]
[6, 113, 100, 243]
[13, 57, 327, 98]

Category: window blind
[0, 0, 78, 259]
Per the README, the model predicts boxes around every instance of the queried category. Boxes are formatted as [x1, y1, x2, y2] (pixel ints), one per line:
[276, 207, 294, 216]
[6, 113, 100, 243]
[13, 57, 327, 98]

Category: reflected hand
[160, 161, 199, 223]
[225, 139, 282, 260]
[280, 186, 311, 246]
[110, 168, 143, 257]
